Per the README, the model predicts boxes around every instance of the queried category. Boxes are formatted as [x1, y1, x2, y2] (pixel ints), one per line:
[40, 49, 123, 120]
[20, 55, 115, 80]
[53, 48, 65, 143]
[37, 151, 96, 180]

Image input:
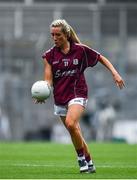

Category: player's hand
[33, 98, 45, 104]
[113, 72, 125, 89]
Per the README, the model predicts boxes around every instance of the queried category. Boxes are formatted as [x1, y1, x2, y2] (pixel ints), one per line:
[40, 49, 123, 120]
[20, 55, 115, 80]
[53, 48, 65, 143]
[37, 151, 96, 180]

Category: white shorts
[54, 97, 88, 116]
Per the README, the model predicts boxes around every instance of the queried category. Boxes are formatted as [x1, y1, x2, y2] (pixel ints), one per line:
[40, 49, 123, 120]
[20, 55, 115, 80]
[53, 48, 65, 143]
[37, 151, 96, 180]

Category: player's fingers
[116, 80, 125, 89]
[120, 80, 125, 89]
[32, 97, 45, 104]
[32, 98, 37, 104]
[35, 100, 39, 104]
[38, 100, 45, 104]
[115, 81, 120, 88]
[32, 98, 41, 104]
[122, 80, 125, 87]
[119, 83, 123, 89]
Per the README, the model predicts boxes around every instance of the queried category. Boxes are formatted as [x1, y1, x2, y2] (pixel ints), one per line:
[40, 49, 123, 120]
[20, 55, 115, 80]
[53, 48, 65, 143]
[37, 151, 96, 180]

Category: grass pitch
[0, 142, 137, 179]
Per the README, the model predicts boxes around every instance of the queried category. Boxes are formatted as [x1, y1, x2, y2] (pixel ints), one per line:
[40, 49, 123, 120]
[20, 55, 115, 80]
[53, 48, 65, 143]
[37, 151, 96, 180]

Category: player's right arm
[43, 58, 53, 87]
[34, 58, 53, 104]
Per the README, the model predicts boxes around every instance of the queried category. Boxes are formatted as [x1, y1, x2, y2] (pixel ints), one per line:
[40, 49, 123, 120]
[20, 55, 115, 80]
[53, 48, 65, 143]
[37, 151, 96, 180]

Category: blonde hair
[50, 19, 81, 44]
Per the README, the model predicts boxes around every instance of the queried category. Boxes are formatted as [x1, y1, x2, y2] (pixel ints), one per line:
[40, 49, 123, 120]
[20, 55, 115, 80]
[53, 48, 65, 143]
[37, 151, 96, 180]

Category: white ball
[31, 80, 51, 100]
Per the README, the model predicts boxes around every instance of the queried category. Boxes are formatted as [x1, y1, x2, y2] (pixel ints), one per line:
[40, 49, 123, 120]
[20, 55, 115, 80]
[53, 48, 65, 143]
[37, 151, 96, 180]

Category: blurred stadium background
[0, 0, 137, 144]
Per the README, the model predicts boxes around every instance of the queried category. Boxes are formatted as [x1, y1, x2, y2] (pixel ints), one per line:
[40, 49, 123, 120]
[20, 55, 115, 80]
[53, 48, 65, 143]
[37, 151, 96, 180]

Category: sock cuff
[76, 148, 84, 157]
[85, 154, 91, 162]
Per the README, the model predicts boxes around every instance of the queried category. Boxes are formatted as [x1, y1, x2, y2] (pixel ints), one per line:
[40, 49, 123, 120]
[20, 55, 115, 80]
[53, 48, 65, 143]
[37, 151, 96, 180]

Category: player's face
[50, 27, 68, 48]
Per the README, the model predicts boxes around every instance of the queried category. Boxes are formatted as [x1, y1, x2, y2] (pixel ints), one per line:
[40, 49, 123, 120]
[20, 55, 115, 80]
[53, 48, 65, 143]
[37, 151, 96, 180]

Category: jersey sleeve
[83, 45, 100, 67]
[42, 48, 53, 65]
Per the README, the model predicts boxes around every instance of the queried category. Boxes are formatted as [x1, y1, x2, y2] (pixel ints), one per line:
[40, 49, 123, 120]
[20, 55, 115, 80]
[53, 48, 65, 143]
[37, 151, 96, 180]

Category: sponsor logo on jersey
[53, 61, 59, 65]
[55, 69, 77, 78]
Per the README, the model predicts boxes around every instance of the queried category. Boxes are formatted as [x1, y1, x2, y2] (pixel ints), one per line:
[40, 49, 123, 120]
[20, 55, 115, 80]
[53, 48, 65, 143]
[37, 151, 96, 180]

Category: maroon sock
[85, 154, 91, 163]
[76, 148, 84, 157]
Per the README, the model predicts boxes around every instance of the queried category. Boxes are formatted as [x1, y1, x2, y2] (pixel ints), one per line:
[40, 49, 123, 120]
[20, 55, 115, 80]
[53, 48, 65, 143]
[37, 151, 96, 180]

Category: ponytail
[69, 25, 81, 44]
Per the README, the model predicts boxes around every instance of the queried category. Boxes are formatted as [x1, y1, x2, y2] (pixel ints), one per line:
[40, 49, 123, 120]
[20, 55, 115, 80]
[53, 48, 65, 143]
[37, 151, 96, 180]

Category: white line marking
[5, 163, 137, 169]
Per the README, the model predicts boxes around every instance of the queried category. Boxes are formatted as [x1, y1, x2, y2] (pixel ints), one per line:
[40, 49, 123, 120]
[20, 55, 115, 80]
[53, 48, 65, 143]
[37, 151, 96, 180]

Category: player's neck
[61, 41, 70, 54]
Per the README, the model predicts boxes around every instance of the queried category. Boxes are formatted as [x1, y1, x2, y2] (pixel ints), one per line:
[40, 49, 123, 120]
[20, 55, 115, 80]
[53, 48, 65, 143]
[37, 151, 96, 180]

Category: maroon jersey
[42, 42, 100, 106]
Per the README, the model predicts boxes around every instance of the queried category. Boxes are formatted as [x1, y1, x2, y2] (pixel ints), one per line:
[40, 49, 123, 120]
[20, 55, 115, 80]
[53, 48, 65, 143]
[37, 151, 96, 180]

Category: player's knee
[66, 121, 77, 133]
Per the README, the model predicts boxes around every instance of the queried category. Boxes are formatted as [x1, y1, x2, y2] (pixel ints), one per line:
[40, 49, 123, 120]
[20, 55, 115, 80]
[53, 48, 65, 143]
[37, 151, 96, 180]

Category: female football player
[34, 19, 125, 173]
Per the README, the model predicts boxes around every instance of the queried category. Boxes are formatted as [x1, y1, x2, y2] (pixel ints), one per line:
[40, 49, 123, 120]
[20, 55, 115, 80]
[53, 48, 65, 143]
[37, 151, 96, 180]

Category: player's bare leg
[60, 104, 95, 173]
[60, 104, 88, 172]
[60, 104, 85, 149]
[60, 110, 92, 157]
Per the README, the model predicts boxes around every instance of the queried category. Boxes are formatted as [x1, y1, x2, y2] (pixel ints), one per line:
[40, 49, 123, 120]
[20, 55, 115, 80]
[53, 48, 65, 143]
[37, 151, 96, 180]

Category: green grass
[0, 142, 137, 179]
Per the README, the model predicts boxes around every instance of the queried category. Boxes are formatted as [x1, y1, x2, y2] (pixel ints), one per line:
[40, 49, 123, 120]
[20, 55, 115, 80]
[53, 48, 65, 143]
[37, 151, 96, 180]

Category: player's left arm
[99, 55, 125, 89]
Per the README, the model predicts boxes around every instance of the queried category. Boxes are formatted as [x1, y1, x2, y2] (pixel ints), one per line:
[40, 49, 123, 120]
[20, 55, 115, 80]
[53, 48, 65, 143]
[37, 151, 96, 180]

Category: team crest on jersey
[73, 59, 79, 65]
